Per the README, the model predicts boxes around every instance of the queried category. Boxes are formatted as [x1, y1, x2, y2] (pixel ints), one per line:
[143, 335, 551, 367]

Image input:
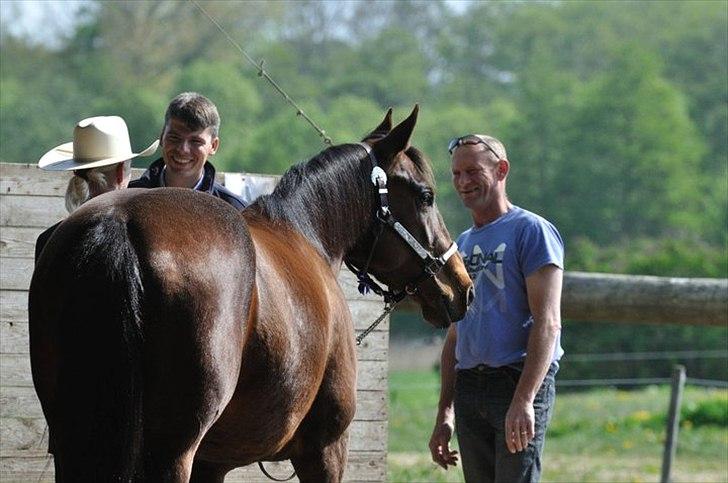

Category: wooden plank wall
[0, 163, 389, 482]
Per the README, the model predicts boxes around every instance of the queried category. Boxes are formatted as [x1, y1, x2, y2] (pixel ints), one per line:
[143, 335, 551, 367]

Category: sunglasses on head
[447, 134, 501, 158]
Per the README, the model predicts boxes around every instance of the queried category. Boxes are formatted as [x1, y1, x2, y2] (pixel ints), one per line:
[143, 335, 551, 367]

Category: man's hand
[429, 419, 459, 469]
[430, 325, 459, 469]
[505, 398, 535, 453]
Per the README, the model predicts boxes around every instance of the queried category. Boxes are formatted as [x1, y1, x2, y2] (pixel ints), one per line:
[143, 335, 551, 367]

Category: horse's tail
[55, 214, 144, 481]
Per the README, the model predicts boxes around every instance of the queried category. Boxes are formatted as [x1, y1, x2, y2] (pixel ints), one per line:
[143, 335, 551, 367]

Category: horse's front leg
[289, 340, 357, 482]
[189, 459, 232, 483]
[290, 430, 350, 483]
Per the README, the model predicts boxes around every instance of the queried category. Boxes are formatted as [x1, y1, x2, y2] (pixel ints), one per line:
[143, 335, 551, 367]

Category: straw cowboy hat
[38, 116, 158, 171]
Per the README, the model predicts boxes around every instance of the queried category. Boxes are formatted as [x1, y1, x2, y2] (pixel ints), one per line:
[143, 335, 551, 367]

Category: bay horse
[29, 106, 473, 482]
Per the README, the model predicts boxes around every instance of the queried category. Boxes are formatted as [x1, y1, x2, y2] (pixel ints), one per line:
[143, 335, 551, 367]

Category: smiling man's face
[161, 117, 219, 182]
[451, 144, 502, 214]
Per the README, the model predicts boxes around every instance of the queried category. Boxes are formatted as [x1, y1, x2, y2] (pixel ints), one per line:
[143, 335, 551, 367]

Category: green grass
[388, 370, 728, 482]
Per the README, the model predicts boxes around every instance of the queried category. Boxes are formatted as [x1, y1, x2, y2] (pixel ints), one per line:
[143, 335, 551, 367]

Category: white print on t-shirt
[462, 242, 507, 313]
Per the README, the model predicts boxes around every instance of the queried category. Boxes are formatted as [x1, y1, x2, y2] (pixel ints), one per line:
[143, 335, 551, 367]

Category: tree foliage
[1, 0, 725, 274]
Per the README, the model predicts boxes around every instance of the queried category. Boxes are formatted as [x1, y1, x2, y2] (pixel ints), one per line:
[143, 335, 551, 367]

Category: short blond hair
[475, 134, 508, 161]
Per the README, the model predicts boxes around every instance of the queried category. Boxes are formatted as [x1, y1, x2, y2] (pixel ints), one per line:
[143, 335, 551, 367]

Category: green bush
[567, 237, 728, 278]
[682, 394, 728, 427]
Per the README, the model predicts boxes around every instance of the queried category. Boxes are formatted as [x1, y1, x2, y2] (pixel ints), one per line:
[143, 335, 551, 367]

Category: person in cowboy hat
[128, 92, 246, 209]
[34, 115, 158, 262]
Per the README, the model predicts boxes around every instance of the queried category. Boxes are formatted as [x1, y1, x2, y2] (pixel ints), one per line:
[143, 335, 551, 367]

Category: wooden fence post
[661, 365, 686, 483]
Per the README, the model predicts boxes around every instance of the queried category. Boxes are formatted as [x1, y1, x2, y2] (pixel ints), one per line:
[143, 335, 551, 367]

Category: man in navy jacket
[130, 92, 246, 210]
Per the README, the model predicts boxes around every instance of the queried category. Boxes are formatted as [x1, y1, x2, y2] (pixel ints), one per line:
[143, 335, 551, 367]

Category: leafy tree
[0, 36, 95, 163]
[562, 46, 704, 243]
[1, 0, 725, 277]
[321, 95, 384, 143]
[243, 103, 329, 175]
[332, 27, 431, 107]
[505, 46, 581, 227]
[433, 1, 515, 105]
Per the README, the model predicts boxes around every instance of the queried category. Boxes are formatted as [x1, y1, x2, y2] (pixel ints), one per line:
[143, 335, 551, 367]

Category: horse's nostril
[466, 285, 475, 307]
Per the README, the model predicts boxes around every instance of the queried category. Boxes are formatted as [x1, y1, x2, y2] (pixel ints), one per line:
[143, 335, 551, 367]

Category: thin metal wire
[558, 378, 728, 388]
[190, 0, 402, 348]
[565, 349, 728, 362]
[557, 378, 673, 387]
[686, 378, 728, 388]
[391, 378, 728, 389]
[189, 0, 333, 146]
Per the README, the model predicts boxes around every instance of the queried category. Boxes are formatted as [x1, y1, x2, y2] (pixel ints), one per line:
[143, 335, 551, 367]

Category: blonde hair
[65, 160, 131, 212]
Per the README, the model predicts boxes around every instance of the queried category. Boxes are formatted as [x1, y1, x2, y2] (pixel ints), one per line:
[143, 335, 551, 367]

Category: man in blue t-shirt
[429, 134, 564, 483]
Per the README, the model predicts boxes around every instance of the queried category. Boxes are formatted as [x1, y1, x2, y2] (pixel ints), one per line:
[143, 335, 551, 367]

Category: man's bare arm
[429, 324, 460, 468]
[505, 264, 562, 453]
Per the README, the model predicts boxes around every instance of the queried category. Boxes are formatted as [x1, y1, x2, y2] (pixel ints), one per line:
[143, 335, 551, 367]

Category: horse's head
[347, 106, 473, 328]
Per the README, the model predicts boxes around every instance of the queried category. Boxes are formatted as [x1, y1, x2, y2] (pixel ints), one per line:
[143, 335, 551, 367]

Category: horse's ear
[372, 105, 418, 168]
[374, 108, 394, 134]
[361, 107, 393, 142]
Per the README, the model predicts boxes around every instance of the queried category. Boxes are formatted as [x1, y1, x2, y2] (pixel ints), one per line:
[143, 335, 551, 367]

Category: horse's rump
[30, 199, 146, 480]
[30, 188, 257, 480]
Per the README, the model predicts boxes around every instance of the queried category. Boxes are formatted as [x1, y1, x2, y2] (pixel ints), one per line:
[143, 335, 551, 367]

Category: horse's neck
[255, 175, 374, 268]
[300, 179, 374, 267]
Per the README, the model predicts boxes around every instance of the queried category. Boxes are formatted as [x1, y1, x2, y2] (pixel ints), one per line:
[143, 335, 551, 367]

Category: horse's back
[35, 187, 257, 336]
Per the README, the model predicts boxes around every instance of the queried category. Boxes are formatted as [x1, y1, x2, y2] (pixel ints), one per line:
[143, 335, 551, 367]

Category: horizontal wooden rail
[396, 271, 727, 327]
[562, 271, 727, 326]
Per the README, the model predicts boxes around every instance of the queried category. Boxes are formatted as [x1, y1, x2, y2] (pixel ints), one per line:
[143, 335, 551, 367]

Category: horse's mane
[249, 138, 436, 263]
[250, 143, 374, 261]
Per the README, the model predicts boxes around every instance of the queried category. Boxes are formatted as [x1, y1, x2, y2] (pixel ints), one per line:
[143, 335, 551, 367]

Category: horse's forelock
[403, 146, 436, 187]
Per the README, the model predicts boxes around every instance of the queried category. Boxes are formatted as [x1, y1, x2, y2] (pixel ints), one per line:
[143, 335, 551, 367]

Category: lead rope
[355, 296, 404, 346]
[36, 424, 52, 483]
[258, 462, 296, 482]
[37, 456, 52, 483]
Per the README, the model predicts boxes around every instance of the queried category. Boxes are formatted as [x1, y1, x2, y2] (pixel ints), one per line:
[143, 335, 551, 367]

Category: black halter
[345, 143, 459, 344]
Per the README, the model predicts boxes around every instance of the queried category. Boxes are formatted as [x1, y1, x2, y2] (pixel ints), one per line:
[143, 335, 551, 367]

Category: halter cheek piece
[345, 143, 459, 345]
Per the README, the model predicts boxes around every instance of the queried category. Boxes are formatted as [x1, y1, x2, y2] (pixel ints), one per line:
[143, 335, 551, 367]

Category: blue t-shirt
[455, 206, 564, 369]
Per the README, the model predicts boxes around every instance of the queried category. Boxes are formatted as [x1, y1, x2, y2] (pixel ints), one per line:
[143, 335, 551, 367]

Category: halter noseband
[345, 143, 459, 344]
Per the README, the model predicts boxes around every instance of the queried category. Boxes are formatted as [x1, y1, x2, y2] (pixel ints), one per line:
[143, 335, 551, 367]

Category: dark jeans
[454, 362, 557, 483]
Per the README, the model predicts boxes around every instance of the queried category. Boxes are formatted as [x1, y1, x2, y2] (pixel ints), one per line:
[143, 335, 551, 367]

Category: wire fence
[390, 348, 728, 389]
[557, 349, 728, 388]
[564, 349, 728, 362]
[557, 377, 728, 388]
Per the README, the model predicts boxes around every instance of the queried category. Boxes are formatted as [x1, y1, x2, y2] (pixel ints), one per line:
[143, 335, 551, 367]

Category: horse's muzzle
[466, 285, 475, 307]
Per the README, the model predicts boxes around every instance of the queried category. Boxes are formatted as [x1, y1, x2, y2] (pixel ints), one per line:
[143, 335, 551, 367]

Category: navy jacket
[129, 158, 246, 210]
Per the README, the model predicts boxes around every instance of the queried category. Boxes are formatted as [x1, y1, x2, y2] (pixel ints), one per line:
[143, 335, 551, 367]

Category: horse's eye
[420, 191, 434, 207]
